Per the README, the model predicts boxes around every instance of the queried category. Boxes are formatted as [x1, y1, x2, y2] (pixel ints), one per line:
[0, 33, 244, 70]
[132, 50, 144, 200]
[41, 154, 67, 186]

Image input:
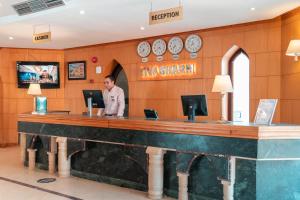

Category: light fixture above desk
[286, 40, 300, 61]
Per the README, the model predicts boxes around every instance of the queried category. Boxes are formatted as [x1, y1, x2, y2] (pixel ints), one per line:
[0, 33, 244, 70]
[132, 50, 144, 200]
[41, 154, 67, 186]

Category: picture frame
[254, 99, 278, 125]
[68, 61, 86, 80]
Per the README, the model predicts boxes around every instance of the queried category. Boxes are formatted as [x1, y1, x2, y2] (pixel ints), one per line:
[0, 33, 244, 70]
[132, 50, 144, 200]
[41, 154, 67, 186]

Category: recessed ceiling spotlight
[251, 7, 256, 11]
[80, 10, 85, 15]
[9, 36, 14, 40]
[140, 26, 145, 31]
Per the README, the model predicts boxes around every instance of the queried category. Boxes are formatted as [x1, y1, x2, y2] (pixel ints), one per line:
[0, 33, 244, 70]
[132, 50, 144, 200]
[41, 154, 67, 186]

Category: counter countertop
[18, 113, 300, 139]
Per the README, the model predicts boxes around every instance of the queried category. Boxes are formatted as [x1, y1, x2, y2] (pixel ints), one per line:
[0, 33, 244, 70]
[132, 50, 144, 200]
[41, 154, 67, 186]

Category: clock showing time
[152, 39, 167, 56]
[185, 34, 203, 53]
[168, 36, 184, 55]
[137, 41, 151, 58]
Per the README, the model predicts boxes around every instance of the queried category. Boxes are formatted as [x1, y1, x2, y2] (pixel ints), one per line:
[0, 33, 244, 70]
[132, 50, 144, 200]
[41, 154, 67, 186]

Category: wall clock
[152, 39, 167, 56]
[185, 34, 202, 53]
[137, 41, 151, 58]
[168, 36, 184, 55]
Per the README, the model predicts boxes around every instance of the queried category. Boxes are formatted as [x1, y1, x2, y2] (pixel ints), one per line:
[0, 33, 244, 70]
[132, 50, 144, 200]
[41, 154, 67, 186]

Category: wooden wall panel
[281, 8, 300, 123]
[63, 17, 282, 125]
[0, 48, 65, 145]
[4, 8, 300, 145]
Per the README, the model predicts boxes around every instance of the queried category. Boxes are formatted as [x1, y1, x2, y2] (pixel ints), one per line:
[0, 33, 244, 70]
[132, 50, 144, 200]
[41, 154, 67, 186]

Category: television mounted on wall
[17, 61, 60, 89]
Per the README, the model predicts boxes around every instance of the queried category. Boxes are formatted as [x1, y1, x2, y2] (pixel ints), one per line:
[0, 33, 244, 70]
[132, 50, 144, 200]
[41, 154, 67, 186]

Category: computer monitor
[83, 90, 105, 108]
[181, 95, 208, 121]
[144, 109, 159, 120]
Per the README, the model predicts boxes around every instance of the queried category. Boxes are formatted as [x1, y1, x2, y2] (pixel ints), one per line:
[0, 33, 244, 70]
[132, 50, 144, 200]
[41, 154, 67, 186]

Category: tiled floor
[0, 146, 174, 200]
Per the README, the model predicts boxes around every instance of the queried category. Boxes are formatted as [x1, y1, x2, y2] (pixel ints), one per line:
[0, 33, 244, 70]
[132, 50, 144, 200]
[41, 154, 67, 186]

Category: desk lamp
[212, 75, 233, 122]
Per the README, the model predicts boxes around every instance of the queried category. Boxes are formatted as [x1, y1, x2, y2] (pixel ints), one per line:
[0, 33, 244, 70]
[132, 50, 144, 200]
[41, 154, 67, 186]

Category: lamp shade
[286, 40, 300, 57]
[27, 83, 41, 95]
[212, 75, 233, 93]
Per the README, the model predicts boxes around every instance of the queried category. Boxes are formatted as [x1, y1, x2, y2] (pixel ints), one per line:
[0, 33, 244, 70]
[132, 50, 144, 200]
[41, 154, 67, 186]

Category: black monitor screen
[144, 109, 159, 120]
[83, 90, 105, 108]
[181, 95, 208, 117]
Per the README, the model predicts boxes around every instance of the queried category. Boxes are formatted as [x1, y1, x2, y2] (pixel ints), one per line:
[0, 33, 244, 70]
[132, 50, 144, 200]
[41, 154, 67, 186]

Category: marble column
[27, 148, 37, 170]
[146, 147, 166, 200]
[221, 157, 236, 200]
[177, 172, 189, 200]
[47, 137, 57, 174]
[20, 133, 27, 164]
[56, 137, 70, 177]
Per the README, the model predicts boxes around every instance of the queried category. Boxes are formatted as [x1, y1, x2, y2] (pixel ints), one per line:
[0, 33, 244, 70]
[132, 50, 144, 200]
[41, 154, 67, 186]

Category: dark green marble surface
[258, 140, 300, 159]
[256, 160, 300, 200]
[234, 159, 256, 200]
[19, 121, 257, 158]
[19, 121, 300, 200]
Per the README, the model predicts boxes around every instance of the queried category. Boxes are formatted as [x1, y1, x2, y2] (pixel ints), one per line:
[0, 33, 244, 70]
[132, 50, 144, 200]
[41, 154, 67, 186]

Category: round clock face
[168, 36, 184, 55]
[152, 39, 167, 56]
[137, 41, 151, 58]
[185, 34, 203, 53]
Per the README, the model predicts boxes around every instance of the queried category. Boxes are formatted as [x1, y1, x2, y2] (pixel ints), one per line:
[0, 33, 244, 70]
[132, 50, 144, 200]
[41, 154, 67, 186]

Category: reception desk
[18, 113, 300, 200]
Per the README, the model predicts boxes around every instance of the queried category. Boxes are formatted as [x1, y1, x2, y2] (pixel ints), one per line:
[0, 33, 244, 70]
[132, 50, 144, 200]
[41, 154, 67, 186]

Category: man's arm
[117, 89, 125, 117]
[97, 108, 104, 117]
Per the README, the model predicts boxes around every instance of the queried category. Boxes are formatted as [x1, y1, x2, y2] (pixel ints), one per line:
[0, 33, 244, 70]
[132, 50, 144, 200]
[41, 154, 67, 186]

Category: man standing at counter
[97, 75, 125, 117]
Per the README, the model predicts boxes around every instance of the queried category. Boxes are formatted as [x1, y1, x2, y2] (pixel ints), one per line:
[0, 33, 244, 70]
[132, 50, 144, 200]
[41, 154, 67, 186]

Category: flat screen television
[17, 61, 60, 89]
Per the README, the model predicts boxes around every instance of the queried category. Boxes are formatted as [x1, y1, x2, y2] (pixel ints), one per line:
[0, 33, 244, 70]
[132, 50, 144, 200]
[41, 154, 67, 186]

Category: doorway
[112, 63, 129, 117]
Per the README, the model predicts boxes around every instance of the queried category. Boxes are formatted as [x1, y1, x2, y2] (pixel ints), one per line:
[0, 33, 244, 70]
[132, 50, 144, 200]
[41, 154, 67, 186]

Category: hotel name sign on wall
[149, 6, 183, 25]
[140, 63, 196, 80]
[33, 32, 51, 44]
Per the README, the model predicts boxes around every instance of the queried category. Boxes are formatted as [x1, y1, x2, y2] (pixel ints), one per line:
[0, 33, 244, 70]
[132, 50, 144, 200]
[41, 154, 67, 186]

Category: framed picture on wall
[68, 61, 86, 80]
[254, 99, 278, 125]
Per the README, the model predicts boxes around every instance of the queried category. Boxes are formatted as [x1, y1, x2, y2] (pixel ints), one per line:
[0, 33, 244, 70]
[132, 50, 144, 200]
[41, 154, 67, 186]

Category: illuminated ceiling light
[79, 10, 85, 15]
[251, 7, 256, 11]
[140, 26, 145, 31]
[9, 36, 14, 40]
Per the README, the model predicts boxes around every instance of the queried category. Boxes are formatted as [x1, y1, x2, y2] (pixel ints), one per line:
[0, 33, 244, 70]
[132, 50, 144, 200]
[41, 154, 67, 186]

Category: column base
[47, 152, 56, 174]
[56, 137, 71, 178]
[27, 149, 37, 170]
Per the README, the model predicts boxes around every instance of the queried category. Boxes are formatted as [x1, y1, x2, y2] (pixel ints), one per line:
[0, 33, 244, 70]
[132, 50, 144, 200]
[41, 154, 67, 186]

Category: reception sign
[140, 63, 196, 80]
[33, 32, 51, 44]
[149, 6, 183, 25]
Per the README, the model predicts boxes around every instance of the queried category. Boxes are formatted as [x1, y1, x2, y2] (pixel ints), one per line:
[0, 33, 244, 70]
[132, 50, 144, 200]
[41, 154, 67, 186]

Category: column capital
[27, 148, 37, 152]
[177, 172, 190, 177]
[146, 147, 166, 155]
[220, 179, 232, 186]
[56, 137, 67, 143]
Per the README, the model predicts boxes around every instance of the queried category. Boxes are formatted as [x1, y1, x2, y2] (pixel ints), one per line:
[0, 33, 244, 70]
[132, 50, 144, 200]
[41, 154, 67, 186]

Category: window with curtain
[229, 50, 250, 122]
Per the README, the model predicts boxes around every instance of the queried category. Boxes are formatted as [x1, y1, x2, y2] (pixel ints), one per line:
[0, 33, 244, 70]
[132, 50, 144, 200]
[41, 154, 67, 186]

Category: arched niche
[109, 61, 129, 117]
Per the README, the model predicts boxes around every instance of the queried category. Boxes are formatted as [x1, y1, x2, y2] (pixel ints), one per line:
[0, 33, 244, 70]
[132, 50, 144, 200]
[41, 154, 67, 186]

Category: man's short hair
[105, 75, 115, 82]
